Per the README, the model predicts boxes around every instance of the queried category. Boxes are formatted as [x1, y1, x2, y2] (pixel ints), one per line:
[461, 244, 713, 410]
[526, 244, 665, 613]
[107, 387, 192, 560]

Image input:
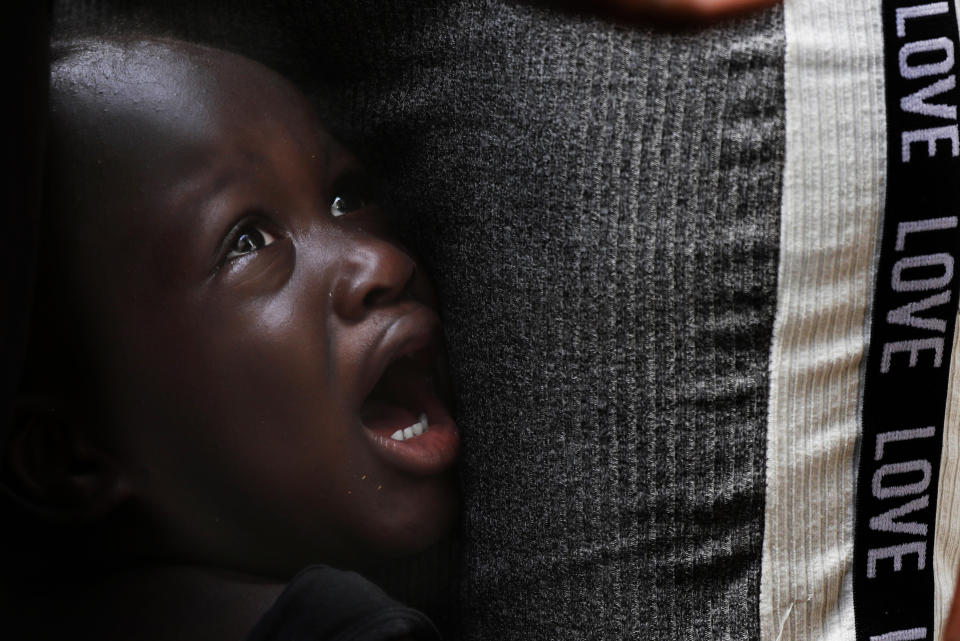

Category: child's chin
[366, 479, 459, 563]
[214, 476, 459, 576]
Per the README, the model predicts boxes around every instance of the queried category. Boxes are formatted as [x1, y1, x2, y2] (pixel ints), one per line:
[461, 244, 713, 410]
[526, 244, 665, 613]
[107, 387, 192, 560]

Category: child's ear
[3, 396, 132, 522]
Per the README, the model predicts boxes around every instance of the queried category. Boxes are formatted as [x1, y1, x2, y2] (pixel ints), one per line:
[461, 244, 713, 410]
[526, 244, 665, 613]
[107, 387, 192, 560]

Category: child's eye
[329, 170, 378, 218]
[330, 192, 370, 218]
[225, 224, 276, 259]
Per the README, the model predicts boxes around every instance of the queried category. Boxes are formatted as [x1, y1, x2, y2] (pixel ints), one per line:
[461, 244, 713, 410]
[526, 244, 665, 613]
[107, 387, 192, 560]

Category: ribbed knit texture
[53, 2, 786, 639]
[759, 1, 886, 639]
[938, 327, 960, 640]
[371, 6, 786, 639]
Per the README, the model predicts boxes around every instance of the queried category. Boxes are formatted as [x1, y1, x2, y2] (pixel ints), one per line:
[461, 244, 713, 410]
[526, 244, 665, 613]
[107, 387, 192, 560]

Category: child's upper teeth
[389, 413, 429, 442]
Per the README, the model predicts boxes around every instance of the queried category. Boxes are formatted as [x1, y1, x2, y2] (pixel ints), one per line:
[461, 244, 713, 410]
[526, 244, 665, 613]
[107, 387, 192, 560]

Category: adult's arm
[556, 0, 779, 21]
[948, 574, 960, 641]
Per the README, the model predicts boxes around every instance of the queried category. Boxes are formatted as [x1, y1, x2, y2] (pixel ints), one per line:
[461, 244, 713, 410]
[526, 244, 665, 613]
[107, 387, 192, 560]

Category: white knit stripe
[760, 1, 886, 640]
[936, 1, 960, 624]
[935, 322, 960, 641]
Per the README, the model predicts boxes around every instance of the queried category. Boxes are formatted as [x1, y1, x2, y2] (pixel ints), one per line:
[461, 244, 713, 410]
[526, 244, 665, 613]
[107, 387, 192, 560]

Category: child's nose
[332, 236, 417, 321]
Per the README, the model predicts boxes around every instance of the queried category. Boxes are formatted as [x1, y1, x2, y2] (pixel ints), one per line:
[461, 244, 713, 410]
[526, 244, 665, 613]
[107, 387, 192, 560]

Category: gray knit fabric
[53, 2, 785, 639]
[400, 7, 786, 640]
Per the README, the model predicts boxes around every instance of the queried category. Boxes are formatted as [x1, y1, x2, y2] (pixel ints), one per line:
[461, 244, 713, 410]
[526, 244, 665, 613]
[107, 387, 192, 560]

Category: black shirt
[246, 566, 440, 641]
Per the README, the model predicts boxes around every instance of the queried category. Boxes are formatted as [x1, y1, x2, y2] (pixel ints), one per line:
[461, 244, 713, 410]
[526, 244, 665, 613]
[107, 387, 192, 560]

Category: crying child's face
[47, 39, 458, 574]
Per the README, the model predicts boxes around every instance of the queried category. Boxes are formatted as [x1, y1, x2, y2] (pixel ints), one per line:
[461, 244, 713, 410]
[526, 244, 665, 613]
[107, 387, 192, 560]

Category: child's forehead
[47, 38, 341, 277]
[52, 39, 315, 144]
[50, 39, 337, 201]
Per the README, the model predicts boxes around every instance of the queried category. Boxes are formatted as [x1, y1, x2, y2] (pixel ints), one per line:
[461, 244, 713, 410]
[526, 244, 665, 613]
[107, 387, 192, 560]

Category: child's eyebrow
[154, 157, 256, 271]
[165, 158, 242, 221]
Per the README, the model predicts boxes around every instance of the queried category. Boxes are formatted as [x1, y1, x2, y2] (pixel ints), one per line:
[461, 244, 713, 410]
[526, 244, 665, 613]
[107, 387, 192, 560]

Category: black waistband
[854, 2, 960, 640]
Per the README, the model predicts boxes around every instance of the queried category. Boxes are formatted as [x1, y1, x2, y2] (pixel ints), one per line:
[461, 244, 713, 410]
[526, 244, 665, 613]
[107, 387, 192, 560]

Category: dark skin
[557, 0, 779, 23]
[7, 39, 456, 639]
[8, 0, 792, 639]
[18, 3, 960, 638]
[950, 579, 960, 641]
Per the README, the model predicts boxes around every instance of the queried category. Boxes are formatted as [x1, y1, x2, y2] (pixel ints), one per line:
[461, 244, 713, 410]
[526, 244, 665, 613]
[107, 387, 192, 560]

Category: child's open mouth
[358, 312, 459, 476]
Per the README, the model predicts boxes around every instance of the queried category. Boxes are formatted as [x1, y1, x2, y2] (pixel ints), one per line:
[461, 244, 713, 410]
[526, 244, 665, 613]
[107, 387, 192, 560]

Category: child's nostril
[363, 288, 387, 308]
[363, 282, 407, 309]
